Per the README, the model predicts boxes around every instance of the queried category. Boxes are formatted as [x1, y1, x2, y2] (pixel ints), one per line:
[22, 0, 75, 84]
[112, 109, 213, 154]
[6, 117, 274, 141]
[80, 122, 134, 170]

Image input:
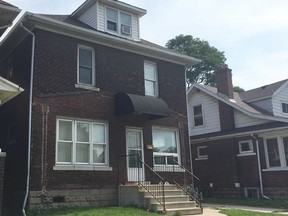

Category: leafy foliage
[233, 86, 245, 93]
[166, 34, 226, 87]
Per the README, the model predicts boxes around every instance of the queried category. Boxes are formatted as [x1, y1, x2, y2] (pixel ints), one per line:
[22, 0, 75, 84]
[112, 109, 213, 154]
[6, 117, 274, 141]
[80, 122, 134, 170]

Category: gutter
[20, 21, 35, 216]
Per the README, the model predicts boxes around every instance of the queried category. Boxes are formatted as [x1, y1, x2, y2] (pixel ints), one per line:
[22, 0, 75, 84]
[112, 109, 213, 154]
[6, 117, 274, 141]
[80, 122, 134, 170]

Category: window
[152, 128, 180, 166]
[193, 105, 204, 127]
[282, 102, 288, 114]
[56, 119, 108, 167]
[144, 61, 158, 97]
[239, 140, 254, 154]
[106, 7, 132, 36]
[264, 136, 288, 169]
[197, 146, 208, 159]
[78, 46, 95, 86]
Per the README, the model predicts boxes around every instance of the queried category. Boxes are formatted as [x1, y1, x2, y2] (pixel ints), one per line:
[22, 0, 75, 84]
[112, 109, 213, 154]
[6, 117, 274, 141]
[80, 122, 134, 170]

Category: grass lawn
[204, 197, 288, 210]
[220, 209, 285, 216]
[27, 206, 165, 216]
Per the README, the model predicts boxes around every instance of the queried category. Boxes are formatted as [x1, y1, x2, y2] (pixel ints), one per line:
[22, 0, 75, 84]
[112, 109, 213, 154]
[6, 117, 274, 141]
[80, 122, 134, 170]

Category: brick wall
[25, 29, 190, 209]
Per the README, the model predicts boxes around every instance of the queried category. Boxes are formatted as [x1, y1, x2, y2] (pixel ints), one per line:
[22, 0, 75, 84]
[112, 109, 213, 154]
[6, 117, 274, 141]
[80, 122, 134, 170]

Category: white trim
[273, 80, 288, 97]
[281, 101, 288, 115]
[152, 126, 181, 166]
[75, 84, 100, 91]
[238, 140, 254, 154]
[195, 157, 208, 161]
[237, 152, 256, 157]
[55, 118, 109, 168]
[192, 104, 205, 128]
[105, 6, 132, 38]
[53, 165, 112, 171]
[263, 167, 288, 172]
[196, 146, 208, 159]
[77, 45, 96, 87]
[263, 135, 288, 169]
[144, 61, 158, 97]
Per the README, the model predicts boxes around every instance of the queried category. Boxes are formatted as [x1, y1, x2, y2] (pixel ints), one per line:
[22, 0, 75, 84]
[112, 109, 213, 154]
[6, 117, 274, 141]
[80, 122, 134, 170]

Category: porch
[118, 155, 203, 215]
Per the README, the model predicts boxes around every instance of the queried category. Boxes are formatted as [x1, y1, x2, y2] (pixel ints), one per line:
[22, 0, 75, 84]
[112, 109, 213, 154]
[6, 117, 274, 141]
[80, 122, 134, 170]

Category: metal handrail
[138, 157, 166, 211]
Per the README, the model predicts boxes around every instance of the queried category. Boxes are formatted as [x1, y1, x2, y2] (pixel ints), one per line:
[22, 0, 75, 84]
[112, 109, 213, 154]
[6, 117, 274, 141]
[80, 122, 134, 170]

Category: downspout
[20, 22, 35, 216]
[251, 134, 270, 199]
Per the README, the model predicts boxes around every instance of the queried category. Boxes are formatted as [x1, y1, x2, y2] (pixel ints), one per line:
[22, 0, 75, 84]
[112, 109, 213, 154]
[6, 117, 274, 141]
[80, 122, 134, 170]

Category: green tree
[233, 86, 245, 93]
[166, 34, 226, 87]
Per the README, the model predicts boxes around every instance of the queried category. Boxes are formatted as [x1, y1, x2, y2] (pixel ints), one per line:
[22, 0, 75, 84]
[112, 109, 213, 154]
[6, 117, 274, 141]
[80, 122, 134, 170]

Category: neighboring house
[0, 1, 22, 216]
[0, 0, 201, 215]
[187, 65, 288, 200]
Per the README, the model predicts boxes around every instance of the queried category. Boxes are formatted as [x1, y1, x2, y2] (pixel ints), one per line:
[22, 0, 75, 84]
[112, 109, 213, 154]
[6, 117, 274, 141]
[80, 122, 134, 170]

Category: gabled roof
[0, 0, 21, 36]
[239, 79, 288, 102]
[187, 83, 288, 123]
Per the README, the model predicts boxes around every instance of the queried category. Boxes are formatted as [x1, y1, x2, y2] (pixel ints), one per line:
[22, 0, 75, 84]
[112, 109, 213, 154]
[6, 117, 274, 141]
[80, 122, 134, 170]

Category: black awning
[115, 92, 170, 119]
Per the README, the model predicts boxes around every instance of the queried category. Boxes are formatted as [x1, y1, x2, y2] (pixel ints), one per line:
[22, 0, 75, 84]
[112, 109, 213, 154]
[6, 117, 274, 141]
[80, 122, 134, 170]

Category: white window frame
[152, 127, 181, 167]
[264, 136, 288, 170]
[192, 104, 204, 127]
[238, 140, 254, 155]
[105, 7, 132, 36]
[77, 45, 95, 87]
[144, 61, 158, 97]
[196, 146, 208, 160]
[54, 118, 112, 171]
[281, 101, 288, 115]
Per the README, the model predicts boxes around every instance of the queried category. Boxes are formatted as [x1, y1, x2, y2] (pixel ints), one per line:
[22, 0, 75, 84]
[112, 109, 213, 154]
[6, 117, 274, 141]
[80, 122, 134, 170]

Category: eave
[0, 76, 24, 105]
[1, 12, 200, 67]
[0, 2, 21, 37]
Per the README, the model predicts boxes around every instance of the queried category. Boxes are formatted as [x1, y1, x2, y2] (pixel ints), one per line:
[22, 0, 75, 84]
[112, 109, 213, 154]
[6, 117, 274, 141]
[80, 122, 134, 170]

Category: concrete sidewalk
[199, 203, 288, 215]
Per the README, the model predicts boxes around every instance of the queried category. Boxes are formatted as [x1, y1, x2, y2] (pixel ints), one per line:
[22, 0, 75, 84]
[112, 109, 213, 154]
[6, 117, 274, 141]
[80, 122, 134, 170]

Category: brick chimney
[215, 64, 235, 131]
[215, 64, 234, 99]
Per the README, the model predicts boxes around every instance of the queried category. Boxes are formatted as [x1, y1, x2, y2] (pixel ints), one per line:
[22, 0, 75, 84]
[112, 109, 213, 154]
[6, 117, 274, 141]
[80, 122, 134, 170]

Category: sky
[4, 0, 288, 90]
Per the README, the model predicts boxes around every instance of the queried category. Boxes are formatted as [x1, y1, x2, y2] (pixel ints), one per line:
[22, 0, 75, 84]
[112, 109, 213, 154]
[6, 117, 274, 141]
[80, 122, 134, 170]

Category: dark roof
[39, 14, 177, 53]
[195, 84, 270, 116]
[38, 14, 96, 30]
[239, 79, 288, 102]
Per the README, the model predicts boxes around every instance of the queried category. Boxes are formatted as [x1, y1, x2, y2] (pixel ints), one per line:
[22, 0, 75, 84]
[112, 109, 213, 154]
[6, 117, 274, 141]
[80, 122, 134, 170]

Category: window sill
[75, 84, 100, 91]
[153, 166, 185, 172]
[195, 157, 208, 161]
[53, 165, 113, 171]
[263, 167, 288, 172]
[237, 152, 256, 157]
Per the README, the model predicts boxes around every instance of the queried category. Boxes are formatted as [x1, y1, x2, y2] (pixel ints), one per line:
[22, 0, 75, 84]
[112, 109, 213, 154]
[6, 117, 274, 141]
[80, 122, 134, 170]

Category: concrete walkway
[197, 203, 288, 215]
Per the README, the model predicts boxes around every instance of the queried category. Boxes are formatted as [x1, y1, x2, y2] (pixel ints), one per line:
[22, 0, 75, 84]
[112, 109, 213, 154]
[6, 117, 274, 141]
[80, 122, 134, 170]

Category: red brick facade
[0, 28, 191, 212]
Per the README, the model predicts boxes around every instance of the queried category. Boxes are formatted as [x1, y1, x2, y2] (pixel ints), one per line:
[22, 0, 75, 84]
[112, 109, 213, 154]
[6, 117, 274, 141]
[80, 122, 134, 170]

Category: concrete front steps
[118, 183, 202, 215]
[139, 184, 202, 215]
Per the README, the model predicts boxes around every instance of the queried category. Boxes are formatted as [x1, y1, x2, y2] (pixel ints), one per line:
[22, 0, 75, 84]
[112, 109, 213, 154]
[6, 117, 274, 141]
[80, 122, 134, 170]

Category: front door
[126, 128, 145, 182]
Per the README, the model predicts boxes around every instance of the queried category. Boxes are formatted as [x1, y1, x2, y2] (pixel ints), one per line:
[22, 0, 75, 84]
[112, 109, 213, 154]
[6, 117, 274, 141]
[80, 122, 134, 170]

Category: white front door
[126, 128, 145, 182]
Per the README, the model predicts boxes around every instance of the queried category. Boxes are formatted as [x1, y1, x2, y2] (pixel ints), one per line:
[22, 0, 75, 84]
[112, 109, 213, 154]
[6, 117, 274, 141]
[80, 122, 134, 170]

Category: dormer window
[106, 7, 131, 36]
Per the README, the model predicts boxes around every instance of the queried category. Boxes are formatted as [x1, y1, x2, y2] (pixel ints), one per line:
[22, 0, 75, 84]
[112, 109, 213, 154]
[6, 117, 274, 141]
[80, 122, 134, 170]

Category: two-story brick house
[0, 0, 201, 215]
[187, 65, 288, 200]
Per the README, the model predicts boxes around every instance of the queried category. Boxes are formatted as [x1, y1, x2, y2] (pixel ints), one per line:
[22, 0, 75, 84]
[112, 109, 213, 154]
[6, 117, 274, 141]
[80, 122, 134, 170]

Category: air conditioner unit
[121, 25, 131, 35]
